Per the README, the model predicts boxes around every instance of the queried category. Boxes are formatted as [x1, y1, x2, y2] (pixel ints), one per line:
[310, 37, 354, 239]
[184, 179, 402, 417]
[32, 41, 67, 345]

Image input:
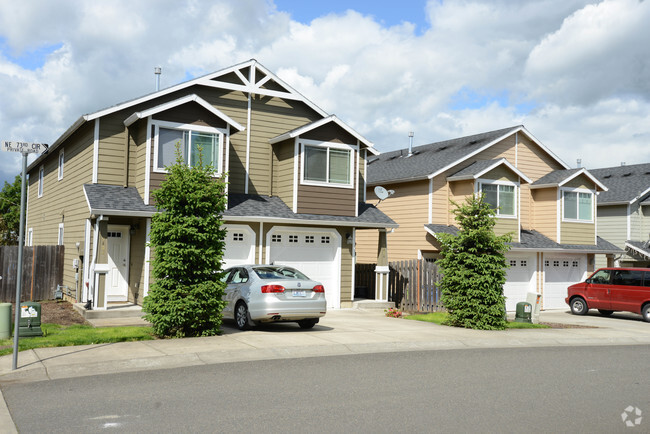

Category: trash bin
[515, 301, 532, 323]
[0, 303, 11, 339]
[18, 302, 43, 337]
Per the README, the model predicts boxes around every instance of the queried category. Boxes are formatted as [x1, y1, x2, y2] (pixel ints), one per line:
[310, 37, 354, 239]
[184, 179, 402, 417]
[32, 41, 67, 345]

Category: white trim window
[478, 180, 517, 217]
[300, 140, 355, 188]
[153, 121, 224, 174]
[58, 223, 64, 246]
[58, 149, 64, 180]
[38, 166, 44, 197]
[562, 189, 593, 222]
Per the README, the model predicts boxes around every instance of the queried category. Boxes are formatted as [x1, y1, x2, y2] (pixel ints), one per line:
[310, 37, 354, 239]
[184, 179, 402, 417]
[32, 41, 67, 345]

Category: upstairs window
[154, 123, 223, 174]
[480, 182, 516, 217]
[563, 190, 592, 222]
[301, 141, 354, 187]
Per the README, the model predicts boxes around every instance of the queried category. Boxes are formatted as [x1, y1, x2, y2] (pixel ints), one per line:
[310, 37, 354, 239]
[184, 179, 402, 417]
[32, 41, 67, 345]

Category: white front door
[105, 225, 130, 302]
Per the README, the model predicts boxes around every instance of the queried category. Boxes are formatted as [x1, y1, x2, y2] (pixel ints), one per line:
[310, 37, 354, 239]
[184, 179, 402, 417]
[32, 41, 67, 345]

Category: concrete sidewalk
[2, 308, 650, 385]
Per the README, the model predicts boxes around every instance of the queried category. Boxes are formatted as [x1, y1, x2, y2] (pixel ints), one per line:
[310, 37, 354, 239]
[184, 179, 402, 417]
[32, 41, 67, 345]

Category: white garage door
[503, 254, 536, 311]
[543, 255, 587, 309]
[223, 225, 256, 269]
[267, 227, 341, 309]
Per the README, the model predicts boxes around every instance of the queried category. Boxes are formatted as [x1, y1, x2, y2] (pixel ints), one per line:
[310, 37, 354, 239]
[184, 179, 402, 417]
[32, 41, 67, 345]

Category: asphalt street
[3, 345, 650, 433]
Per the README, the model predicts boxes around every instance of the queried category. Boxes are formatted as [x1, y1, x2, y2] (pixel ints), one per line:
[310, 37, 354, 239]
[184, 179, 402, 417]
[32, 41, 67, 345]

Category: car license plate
[293, 290, 306, 297]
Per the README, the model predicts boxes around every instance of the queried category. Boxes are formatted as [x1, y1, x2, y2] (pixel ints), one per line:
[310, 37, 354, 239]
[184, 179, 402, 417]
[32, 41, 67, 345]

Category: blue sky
[0, 0, 649, 189]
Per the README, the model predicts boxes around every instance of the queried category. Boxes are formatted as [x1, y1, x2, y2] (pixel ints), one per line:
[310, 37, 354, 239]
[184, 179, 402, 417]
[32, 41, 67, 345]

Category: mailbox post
[1, 140, 48, 370]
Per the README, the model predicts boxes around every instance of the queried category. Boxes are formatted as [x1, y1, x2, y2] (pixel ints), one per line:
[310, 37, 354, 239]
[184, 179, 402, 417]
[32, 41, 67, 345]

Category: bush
[143, 147, 228, 337]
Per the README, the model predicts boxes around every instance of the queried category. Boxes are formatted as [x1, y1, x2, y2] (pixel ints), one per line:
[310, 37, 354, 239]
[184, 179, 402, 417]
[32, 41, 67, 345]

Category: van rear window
[612, 269, 645, 287]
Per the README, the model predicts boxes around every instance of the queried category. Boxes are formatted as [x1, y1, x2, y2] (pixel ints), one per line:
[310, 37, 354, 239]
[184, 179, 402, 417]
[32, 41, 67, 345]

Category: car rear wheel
[642, 304, 650, 323]
[570, 297, 589, 315]
[598, 309, 614, 316]
[235, 302, 252, 331]
[298, 318, 318, 329]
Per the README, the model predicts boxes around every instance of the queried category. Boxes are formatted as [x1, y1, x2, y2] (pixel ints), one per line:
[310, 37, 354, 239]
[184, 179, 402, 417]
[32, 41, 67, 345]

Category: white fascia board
[508, 246, 622, 254]
[558, 168, 608, 191]
[632, 186, 650, 204]
[89, 209, 156, 218]
[224, 215, 398, 229]
[123, 94, 244, 131]
[269, 115, 378, 154]
[428, 126, 570, 180]
[625, 242, 650, 260]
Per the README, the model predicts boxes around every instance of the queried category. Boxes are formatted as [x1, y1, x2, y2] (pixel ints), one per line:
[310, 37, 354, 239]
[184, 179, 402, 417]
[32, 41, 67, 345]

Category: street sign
[2, 141, 48, 154]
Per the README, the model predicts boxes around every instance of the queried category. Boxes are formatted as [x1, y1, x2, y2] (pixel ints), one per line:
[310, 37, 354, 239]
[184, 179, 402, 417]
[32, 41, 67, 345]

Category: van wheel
[570, 297, 589, 315]
[598, 309, 613, 316]
[642, 304, 650, 323]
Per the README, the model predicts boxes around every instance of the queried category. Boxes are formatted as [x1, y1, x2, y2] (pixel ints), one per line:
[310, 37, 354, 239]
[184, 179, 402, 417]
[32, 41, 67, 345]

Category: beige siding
[449, 179, 474, 204]
[358, 149, 367, 203]
[272, 140, 295, 207]
[482, 166, 518, 182]
[338, 227, 354, 304]
[561, 221, 595, 244]
[643, 205, 650, 239]
[26, 122, 95, 299]
[494, 218, 518, 237]
[133, 119, 149, 199]
[596, 205, 627, 249]
[564, 176, 593, 189]
[514, 134, 566, 181]
[532, 188, 558, 241]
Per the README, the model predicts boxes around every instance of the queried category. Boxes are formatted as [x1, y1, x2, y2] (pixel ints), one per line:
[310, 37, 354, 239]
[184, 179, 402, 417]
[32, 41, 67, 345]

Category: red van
[565, 268, 650, 322]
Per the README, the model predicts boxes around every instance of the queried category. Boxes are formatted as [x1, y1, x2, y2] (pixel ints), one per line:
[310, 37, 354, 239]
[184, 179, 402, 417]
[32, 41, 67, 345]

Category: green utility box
[18, 302, 43, 337]
[515, 302, 532, 323]
[0, 303, 11, 339]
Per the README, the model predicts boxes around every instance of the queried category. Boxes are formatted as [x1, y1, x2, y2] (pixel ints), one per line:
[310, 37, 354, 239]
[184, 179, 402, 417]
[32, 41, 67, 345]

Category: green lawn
[0, 324, 155, 356]
[405, 312, 549, 329]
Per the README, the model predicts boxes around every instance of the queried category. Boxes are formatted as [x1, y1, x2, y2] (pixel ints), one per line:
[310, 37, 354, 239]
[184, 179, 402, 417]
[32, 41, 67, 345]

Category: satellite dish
[374, 186, 389, 200]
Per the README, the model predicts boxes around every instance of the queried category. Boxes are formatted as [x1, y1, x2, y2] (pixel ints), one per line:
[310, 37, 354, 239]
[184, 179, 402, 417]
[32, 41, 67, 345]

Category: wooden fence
[0, 245, 64, 302]
[356, 259, 443, 312]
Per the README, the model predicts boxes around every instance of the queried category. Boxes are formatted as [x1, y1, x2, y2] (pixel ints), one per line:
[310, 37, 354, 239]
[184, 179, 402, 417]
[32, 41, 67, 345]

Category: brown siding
[338, 227, 354, 304]
[26, 122, 95, 299]
[272, 140, 295, 207]
[297, 184, 356, 216]
[97, 112, 128, 185]
[358, 149, 367, 203]
[153, 103, 229, 128]
[532, 188, 558, 241]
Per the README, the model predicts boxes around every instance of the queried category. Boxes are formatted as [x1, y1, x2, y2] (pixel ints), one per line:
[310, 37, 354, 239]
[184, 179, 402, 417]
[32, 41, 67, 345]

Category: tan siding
[494, 218, 518, 237]
[134, 119, 148, 199]
[432, 174, 450, 225]
[97, 112, 128, 185]
[596, 205, 627, 249]
[532, 188, 558, 241]
[358, 149, 367, 203]
[482, 166, 518, 182]
[449, 179, 474, 205]
[355, 228, 379, 264]
[272, 140, 295, 207]
[338, 227, 353, 304]
[297, 184, 356, 216]
[564, 175, 593, 189]
[514, 135, 566, 181]
[561, 221, 595, 244]
[26, 122, 95, 299]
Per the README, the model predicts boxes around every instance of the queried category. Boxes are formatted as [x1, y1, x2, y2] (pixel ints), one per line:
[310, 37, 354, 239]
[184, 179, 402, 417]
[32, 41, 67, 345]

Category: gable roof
[530, 167, 607, 191]
[269, 115, 378, 154]
[447, 158, 532, 183]
[123, 94, 245, 131]
[589, 163, 650, 205]
[83, 184, 156, 217]
[366, 125, 569, 185]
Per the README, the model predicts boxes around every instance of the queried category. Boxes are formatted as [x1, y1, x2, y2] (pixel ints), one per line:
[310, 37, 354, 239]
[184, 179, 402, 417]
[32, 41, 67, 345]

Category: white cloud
[0, 0, 649, 187]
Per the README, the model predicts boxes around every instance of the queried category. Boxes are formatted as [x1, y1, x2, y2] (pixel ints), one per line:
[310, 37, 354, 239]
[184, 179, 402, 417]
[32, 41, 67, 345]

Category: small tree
[143, 147, 228, 337]
[437, 194, 512, 330]
[0, 175, 21, 245]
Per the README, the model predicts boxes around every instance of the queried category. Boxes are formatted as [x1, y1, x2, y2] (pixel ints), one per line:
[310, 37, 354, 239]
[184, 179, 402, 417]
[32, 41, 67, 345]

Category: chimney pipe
[576, 158, 581, 168]
[408, 131, 414, 157]
[154, 67, 162, 91]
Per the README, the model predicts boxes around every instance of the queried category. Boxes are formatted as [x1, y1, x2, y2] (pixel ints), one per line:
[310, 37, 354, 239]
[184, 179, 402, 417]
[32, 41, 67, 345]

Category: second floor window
[155, 126, 222, 174]
[480, 183, 515, 217]
[563, 191, 592, 222]
[301, 141, 353, 187]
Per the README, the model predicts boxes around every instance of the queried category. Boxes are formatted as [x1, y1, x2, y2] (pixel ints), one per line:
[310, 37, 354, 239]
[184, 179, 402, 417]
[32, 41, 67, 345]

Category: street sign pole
[12, 152, 28, 370]
[2, 141, 48, 370]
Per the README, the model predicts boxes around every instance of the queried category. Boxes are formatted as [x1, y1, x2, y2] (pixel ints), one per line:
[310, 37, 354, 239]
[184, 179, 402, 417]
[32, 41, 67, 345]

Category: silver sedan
[222, 265, 327, 330]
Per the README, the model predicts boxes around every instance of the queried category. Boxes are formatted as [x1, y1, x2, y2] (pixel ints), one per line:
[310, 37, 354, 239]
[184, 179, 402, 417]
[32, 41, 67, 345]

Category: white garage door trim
[266, 226, 341, 309]
[503, 253, 536, 311]
[543, 254, 587, 310]
[223, 224, 256, 268]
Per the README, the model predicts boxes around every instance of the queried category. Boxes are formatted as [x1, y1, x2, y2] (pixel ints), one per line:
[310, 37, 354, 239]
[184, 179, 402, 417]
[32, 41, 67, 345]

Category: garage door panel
[504, 254, 535, 311]
[223, 225, 256, 268]
[543, 255, 587, 309]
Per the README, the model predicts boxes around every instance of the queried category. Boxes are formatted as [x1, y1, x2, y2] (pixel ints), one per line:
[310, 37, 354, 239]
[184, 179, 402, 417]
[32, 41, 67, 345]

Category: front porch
[73, 302, 149, 327]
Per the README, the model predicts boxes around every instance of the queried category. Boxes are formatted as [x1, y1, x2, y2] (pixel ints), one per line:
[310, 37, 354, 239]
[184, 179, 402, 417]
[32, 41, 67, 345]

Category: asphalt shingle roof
[589, 163, 650, 204]
[448, 159, 504, 178]
[225, 194, 397, 227]
[367, 126, 521, 185]
[531, 168, 584, 186]
[83, 184, 157, 215]
[424, 225, 622, 253]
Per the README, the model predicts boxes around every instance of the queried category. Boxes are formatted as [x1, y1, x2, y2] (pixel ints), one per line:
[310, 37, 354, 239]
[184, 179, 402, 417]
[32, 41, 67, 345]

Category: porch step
[352, 300, 395, 310]
[73, 303, 145, 319]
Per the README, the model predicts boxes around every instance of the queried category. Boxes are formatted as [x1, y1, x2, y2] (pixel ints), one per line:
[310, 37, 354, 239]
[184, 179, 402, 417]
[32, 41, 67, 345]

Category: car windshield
[253, 266, 310, 280]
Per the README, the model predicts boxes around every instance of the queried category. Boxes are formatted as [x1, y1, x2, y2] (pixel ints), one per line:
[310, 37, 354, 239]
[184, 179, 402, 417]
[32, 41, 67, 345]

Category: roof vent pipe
[407, 131, 414, 157]
[576, 158, 581, 168]
[621, 162, 626, 166]
[154, 66, 162, 91]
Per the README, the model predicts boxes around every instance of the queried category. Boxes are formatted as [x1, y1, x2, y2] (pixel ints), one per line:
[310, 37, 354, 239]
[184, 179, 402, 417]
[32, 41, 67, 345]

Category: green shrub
[143, 146, 228, 337]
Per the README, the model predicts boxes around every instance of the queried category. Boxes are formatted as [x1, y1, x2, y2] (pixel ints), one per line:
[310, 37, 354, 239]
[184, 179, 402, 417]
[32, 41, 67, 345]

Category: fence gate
[0, 245, 64, 302]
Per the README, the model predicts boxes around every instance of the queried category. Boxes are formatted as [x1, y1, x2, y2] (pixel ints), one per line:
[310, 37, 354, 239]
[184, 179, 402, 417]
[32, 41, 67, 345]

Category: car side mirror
[585, 278, 592, 284]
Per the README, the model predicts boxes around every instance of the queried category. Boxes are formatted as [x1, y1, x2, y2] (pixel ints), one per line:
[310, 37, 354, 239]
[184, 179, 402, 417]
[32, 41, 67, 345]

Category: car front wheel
[642, 304, 650, 323]
[570, 297, 589, 315]
[235, 302, 252, 330]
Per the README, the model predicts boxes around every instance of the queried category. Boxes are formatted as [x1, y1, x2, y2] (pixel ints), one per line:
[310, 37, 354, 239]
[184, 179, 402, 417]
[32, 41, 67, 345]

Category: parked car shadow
[221, 319, 334, 333]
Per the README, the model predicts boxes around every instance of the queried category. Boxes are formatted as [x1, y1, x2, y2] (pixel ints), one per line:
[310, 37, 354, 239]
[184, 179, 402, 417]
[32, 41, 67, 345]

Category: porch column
[606, 254, 615, 268]
[374, 229, 389, 302]
[94, 218, 109, 310]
